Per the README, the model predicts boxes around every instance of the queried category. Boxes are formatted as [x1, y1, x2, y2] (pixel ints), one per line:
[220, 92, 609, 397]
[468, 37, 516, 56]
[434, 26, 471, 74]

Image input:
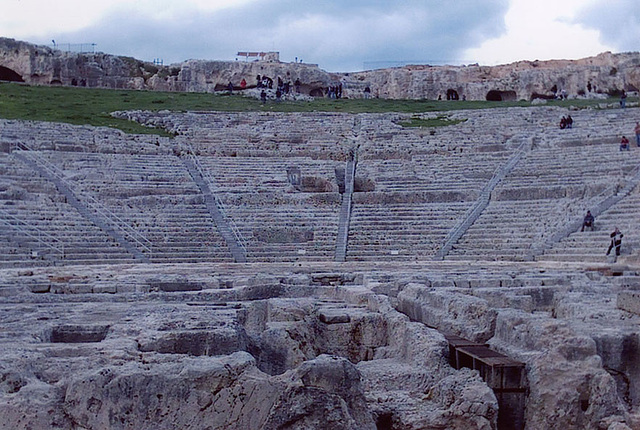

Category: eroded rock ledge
[1, 262, 639, 429]
[1, 37, 638, 101]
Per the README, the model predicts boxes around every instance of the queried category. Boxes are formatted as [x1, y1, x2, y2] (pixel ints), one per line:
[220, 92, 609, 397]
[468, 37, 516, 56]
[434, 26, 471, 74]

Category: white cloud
[6, 0, 629, 72]
[1, 0, 117, 37]
[0, 0, 257, 39]
[462, 0, 614, 65]
[575, 0, 640, 52]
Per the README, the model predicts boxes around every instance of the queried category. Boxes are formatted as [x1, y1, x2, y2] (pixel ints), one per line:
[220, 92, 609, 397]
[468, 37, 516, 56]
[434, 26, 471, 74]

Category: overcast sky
[1, 0, 638, 72]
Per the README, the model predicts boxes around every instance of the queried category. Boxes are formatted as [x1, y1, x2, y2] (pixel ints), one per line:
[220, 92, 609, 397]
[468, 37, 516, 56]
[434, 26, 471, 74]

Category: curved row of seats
[0, 106, 638, 267]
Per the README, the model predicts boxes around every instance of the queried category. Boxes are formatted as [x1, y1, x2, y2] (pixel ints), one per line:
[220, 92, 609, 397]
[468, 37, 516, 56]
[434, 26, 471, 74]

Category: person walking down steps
[606, 227, 624, 257]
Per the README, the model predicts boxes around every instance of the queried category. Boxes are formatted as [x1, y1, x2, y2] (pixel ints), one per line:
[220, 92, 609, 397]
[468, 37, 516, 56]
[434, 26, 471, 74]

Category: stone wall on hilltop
[1, 37, 639, 101]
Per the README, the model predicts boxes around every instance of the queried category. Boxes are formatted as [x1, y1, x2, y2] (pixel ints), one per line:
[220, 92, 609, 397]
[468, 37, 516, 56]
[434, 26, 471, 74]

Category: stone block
[92, 282, 117, 294]
[117, 283, 138, 293]
[397, 284, 497, 343]
[319, 310, 351, 324]
[28, 283, 51, 293]
[617, 290, 640, 315]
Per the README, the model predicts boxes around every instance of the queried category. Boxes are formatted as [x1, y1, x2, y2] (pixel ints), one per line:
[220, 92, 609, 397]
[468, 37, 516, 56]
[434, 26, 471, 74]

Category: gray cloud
[574, 0, 640, 53]
[34, 0, 510, 72]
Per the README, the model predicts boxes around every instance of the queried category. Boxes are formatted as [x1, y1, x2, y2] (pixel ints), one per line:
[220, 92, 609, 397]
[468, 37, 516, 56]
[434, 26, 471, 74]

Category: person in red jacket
[620, 136, 630, 151]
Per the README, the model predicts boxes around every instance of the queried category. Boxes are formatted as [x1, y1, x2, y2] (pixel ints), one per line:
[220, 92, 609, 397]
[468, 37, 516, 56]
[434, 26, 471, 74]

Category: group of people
[256, 74, 274, 89]
[580, 210, 625, 258]
[559, 115, 573, 129]
[326, 84, 343, 99]
[255, 75, 303, 103]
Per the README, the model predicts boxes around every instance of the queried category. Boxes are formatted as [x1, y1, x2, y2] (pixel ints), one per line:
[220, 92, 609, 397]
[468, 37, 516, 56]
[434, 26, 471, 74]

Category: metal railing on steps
[11, 142, 152, 262]
[0, 208, 65, 259]
[335, 145, 358, 262]
[179, 143, 247, 262]
[434, 136, 533, 260]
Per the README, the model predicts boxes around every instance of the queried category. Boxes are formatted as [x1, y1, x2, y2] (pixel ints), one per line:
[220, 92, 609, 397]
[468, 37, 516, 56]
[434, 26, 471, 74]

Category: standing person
[620, 90, 627, 109]
[634, 122, 640, 147]
[581, 210, 594, 232]
[606, 227, 623, 256]
[260, 90, 267, 104]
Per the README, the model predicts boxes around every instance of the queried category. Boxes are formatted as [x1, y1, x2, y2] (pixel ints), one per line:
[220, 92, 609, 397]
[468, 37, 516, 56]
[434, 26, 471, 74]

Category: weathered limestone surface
[617, 290, 640, 315]
[1, 37, 639, 100]
[2, 76, 640, 429]
[0, 269, 500, 430]
[397, 283, 497, 343]
[351, 52, 640, 101]
[489, 300, 637, 430]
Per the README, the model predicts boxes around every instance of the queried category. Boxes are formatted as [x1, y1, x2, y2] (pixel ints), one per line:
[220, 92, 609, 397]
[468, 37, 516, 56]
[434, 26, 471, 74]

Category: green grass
[397, 116, 466, 128]
[0, 82, 632, 136]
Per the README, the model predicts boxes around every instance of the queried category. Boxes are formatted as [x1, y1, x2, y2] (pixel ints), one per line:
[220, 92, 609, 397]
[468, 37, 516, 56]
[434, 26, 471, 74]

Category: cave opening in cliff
[0, 66, 24, 82]
[486, 90, 517, 101]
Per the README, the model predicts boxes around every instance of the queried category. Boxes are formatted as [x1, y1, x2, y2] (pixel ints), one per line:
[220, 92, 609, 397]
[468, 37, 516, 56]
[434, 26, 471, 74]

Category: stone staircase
[0, 152, 136, 267]
[348, 202, 472, 260]
[538, 187, 640, 263]
[2, 106, 640, 267]
[445, 117, 640, 262]
[13, 149, 151, 262]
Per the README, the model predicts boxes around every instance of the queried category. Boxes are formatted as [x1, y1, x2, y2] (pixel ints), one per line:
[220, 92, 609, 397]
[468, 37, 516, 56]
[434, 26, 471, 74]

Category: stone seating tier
[2, 105, 640, 266]
[348, 202, 471, 260]
[538, 188, 640, 262]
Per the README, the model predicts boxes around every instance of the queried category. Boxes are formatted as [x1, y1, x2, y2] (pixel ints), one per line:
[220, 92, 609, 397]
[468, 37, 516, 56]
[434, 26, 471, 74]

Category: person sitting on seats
[581, 210, 594, 232]
[620, 136, 630, 151]
[566, 115, 573, 129]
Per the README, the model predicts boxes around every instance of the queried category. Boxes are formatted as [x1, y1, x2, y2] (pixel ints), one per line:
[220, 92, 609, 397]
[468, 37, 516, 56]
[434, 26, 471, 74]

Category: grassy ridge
[0, 82, 629, 136]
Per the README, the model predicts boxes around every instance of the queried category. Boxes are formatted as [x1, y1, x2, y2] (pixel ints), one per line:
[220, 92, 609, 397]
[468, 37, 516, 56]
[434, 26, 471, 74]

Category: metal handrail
[335, 146, 358, 262]
[182, 144, 248, 254]
[434, 136, 531, 260]
[12, 142, 153, 258]
[0, 208, 65, 257]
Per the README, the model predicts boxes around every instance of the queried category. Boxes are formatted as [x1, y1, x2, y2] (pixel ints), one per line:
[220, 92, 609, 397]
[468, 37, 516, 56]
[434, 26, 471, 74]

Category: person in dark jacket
[606, 227, 623, 256]
[581, 210, 594, 232]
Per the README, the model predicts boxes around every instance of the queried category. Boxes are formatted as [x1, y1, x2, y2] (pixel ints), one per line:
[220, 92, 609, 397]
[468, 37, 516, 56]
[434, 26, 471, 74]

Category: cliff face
[1, 37, 639, 101]
[351, 52, 640, 101]
[0, 38, 341, 95]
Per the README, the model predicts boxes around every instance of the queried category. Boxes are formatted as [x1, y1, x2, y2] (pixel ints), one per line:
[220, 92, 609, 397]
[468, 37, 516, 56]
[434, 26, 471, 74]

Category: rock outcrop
[351, 53, 640, 101]
[0, 274, 500, 430]
[1, 37, 639, 100]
